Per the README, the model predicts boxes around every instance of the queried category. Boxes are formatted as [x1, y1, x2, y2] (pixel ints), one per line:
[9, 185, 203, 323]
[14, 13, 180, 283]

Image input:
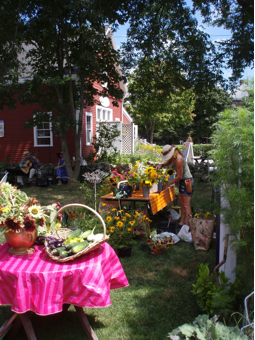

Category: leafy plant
[168, 314, 248, 339]
[191, 263, 241, 319]
[209, 95, 254, 292]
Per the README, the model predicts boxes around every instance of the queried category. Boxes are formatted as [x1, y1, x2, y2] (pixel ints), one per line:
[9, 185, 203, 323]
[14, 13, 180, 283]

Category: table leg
[19, 313, 37, 340]
[74, 306, 98, 340]
[5, 315, 22, 340]
[0, 314, 17, 338]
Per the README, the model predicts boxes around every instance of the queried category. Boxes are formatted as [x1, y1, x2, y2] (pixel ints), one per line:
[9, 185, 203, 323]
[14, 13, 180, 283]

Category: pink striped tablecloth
[0, 242, 129, 315]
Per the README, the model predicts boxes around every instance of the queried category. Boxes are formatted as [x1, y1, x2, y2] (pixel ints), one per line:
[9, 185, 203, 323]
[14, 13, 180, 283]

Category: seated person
[17, 151, 40, 186]
[55, 152, 68, 185]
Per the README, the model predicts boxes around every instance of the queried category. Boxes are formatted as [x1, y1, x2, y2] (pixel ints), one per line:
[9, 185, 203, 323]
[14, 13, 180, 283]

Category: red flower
[38, 217, 45, 227]
[5, 218, 22, 232]
[23, 216, 37, 233]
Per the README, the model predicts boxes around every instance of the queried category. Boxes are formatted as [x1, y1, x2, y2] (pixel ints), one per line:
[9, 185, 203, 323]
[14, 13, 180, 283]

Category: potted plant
[189, 210, 216, 250]
[0, 182, 58, 255]
[104, 208, 141, 257]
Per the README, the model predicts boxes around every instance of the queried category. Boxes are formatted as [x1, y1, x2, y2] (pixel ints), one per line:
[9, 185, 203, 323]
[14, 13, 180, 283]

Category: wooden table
[100, 185, 175, 215]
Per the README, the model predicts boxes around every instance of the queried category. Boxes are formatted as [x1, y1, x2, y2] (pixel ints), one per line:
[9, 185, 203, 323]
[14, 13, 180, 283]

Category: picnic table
[100, 185, 175, 215]
[0, 242, 128, 340]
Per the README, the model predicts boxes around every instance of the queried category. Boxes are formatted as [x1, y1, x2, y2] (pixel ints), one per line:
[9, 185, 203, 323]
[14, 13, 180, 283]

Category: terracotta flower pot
[150, 248, 163, 255]
[4, 229, 37, 255]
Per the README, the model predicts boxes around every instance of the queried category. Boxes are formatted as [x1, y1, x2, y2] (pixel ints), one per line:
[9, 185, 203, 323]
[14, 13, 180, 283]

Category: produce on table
[42, 228, 104, 259]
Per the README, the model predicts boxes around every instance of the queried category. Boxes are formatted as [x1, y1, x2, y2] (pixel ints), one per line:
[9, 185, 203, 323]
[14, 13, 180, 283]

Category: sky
[113, 4, 254, 82]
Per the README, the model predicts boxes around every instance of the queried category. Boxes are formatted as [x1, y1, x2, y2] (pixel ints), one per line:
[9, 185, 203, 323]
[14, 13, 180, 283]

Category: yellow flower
[1, 207, 9, 213]
[129, 221, 135, 226]
[115, 216, 120, 220]
[127, 228, 132, 233]
[150, 171, 157, 181]
[102, 203, 106, 206]
[112, 208, 117, 211]
[106, 216, 112, 222]
[46, 225, 51, 232]
[125, 213, 131, 218]
[133, 165, 137, 170]
[117, 221, 123, 228]
[110, 227, 115, 233]
[122, 217, 126, 221]
[55, 222, 62, 229]
[143, 215, 147, 220]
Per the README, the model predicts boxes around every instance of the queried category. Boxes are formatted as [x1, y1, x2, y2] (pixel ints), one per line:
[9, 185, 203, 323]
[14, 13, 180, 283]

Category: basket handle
[53, 203, 106, 237]
[117, 180, 128, 189]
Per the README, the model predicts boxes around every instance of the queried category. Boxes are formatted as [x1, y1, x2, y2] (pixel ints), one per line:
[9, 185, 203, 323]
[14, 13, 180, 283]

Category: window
[86, 112, 93, 145]
[33, 113, 53, 146]
[96, 105, 113, 122]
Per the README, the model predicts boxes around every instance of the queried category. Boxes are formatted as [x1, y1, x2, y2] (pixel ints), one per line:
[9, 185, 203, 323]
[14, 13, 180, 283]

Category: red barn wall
[0, 101, 75, 164]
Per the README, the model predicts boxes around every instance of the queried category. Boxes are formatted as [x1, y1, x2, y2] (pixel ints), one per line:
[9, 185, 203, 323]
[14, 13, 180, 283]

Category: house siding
[0, 101, 75, 164]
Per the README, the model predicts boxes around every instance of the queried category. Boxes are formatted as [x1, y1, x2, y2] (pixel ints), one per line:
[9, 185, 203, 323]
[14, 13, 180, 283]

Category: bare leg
[179, 193, 185, 225]
[181, 194, 192, 226]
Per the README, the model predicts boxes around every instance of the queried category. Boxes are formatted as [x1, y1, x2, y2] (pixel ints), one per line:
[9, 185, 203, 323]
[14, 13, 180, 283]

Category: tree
[0, 0, 130, 181]
[192, 0, 254, 82]
[121, 0, 253, 90]
[185, 87, 233, 143]
[121, 0, 227, 92]
[126, 57, 195, 143]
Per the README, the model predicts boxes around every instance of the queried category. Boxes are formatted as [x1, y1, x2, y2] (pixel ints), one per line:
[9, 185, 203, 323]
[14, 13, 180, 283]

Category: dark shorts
[179, 178, 194, 197]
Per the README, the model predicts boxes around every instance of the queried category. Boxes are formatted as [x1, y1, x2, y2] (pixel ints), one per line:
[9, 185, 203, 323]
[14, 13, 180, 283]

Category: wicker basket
[45, 203, 109, 263]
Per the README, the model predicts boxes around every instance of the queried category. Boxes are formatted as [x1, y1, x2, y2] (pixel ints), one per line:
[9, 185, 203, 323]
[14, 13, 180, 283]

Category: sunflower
[5, 217, 22, 232]
[127, 228, 132, 233]
[150, 171, 158, 181]
[122, 217, 126, 222]
[129, 220, 135, 226]
[28, 205, 43, 219]
[23, 216, 37, 233]
[166, 168, 174, 176]
[117, 221, 123, 228]
[145, 167, 154, 176]
[111, 182, 117, 187]
[106, 216, 112, 222]
[115, 216, 120, 220]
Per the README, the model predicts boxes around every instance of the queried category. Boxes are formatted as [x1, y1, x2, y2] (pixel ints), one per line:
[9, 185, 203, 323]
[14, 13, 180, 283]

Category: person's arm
[59, 161, 66, 168]
[19, 158, 26, 168]
[156, 158, 172, 170]
[168, 159, 184, 185]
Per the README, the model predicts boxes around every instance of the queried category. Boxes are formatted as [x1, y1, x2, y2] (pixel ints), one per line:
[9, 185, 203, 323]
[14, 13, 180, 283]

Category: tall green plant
[209, 97, 254, 290]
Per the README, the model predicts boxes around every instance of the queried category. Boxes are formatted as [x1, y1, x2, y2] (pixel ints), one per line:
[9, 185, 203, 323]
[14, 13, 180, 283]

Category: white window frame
[33, 112, 53, 147]
[86, 112, 93, 146]
[96, 105, 113, 122]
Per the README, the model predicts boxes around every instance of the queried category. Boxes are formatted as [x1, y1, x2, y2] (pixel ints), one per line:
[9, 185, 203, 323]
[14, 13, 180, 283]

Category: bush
[209, 105, 254, 293]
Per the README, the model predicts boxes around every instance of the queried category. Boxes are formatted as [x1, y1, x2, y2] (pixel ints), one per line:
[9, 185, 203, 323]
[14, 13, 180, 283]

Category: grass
[0, 179, 216, 340]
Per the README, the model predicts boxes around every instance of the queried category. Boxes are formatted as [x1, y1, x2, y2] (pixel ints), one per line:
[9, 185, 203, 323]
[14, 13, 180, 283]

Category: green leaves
[168, 314, 248, 339]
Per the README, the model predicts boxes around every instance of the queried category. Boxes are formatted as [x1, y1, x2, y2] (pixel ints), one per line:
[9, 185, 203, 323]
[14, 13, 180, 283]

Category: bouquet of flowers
[147, 234, 175, 252]
[194, 209, 215, 219]
[124, 162, 142, 187]
[0, 182, 58, 235]
[108, 170, 126, 192]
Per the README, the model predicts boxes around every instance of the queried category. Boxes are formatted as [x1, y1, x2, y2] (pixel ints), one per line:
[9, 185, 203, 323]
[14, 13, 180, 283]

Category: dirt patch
[171, 267, 188, 277]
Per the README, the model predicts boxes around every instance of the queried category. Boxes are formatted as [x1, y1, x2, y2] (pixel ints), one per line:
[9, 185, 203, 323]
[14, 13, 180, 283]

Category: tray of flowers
[44, 204, 109, 262]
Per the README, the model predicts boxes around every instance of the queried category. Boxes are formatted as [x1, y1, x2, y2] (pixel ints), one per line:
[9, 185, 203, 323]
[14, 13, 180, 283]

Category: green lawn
[0, 179, 216, 340]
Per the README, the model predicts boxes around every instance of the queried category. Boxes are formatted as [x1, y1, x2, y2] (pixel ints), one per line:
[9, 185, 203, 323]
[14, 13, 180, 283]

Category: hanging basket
[45, 203, 109, 262]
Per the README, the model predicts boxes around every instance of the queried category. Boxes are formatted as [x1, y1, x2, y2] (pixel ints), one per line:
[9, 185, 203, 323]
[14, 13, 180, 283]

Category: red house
[0, 27, 131, 164]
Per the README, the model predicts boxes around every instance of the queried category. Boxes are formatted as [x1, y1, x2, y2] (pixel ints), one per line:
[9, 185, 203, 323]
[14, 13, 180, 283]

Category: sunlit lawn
[0, 179, 216, 339]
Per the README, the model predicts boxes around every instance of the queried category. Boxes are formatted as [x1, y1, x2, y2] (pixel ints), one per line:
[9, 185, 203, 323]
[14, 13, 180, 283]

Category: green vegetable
[80, 230, 92, 240]
[59, 250, 69, 258]
[71, 241, 89, 254]
[54, 246, 66, 252]
[51, 249, 59, 256]
[65, 242, 81, 250]
[66, 229, 82, 242]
